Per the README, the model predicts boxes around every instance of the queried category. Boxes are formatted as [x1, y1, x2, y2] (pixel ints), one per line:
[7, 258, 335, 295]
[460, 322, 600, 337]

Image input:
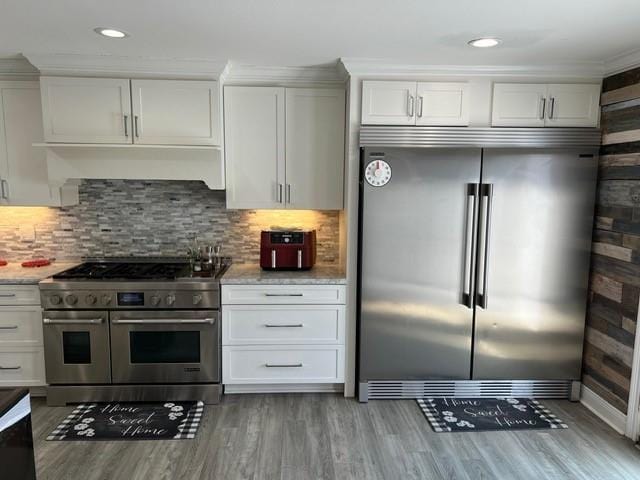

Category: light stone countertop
[0, 262, 80, 285]
[221, 263, 346, 285]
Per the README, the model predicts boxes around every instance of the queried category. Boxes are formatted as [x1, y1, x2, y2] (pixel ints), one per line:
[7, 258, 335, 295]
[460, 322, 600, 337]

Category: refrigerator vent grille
[365, 380, 571, 399]
[359, 126, 601, 148]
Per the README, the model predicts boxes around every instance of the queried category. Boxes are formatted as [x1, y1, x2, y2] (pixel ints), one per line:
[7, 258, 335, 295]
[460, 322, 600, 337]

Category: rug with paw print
[46, 401, 203, 441]
[417, 398, 568, 432]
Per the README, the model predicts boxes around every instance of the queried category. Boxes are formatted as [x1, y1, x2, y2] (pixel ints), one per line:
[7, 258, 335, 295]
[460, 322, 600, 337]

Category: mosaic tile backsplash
[0, 180, 340, 264]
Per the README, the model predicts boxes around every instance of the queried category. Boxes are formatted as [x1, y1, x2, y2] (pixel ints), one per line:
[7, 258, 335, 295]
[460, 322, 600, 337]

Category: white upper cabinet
[40, 76, 221, 146]
[224, 86, 285, 209]
[491, 84, 547, 127]
[492, 83, 600, 127]
[415, 82, 470, 126]
[130, 79, 220, 145]
[362, 81, 470, 126]
[40, 77, 132, 143]
[224, 86, 345, 210]
[361, 81, 416, 125]
[0, 82, 74, 206]
[285, 89, 345, 210]
[545, 84, 601, 127]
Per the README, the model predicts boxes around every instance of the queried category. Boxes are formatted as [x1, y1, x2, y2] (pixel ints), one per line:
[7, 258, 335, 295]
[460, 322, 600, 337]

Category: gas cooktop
[51, 257, 229, 281]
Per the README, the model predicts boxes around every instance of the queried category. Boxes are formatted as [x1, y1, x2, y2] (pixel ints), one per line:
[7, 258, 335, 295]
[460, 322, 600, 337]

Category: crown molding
[0, 57, 39, 76]
[604, 48, 640, 76]
[223, 62, 348, 86]
[23, 53, 228, 79]
[339, 57, 605, 80]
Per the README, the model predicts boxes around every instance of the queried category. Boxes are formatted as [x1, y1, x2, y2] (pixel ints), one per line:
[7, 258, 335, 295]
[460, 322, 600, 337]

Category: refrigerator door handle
[476, 183, 493, 309]
[462, 184, 478, 308]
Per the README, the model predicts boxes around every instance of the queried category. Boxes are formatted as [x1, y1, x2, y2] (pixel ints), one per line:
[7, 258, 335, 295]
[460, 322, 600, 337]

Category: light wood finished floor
[31, 394, 640, 480]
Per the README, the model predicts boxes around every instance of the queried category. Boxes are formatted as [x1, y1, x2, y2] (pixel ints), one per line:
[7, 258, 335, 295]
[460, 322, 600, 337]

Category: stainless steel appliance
[358, 127, 600, 402]
[39, 258, 228, 406]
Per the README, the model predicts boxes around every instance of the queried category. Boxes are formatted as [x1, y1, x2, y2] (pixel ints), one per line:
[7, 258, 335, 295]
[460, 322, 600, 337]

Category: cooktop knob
[151, 295, 161, 306]
[166, 294, 176, 306]
[49, 294, 62, 305]
[101, 295, 112, 306]
[65, 294, 78, 306]
[85, 294, 97, 305]
[193, 294, 202, 305]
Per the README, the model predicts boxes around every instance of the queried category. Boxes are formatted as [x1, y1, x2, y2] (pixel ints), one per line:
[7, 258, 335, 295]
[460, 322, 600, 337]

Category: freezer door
[473, 148, 597, 380]
[359, 147, 481, 381]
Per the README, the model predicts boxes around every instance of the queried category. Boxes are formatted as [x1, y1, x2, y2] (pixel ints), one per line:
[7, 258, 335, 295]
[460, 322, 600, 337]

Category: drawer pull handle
[265, 363, 303, 368]
[264, 293, 304, 297]
[264, 323, 304, 328]
[0, 365, 21, 370]
[0, 325, 18, 330]
[0, 294, 16, 298]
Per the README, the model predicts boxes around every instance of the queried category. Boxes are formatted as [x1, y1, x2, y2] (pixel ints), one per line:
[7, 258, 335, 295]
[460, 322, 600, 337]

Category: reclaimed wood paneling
[583, 66, 640, 414]
[603, 65, 640, 93]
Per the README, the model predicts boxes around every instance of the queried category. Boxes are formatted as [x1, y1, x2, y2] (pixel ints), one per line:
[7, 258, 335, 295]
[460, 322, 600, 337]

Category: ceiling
[1, 0, 639, 71]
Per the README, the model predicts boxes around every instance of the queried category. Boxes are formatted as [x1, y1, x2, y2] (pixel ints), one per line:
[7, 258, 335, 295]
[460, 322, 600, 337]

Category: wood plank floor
[31, 394, 640, 480]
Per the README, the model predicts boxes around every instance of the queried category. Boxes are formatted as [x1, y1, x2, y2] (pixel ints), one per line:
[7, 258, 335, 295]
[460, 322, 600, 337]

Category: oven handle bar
[111, 318, 216, 325]
[43, 318, 105, 324]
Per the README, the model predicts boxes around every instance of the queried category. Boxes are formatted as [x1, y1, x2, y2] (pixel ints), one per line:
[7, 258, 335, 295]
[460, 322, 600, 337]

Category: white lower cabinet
[0, 286, 46, 387]
[221, 284, 346, 390]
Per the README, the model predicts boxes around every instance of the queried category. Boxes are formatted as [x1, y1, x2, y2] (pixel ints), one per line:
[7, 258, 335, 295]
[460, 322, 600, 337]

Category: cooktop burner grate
[53, 262, 190, 280]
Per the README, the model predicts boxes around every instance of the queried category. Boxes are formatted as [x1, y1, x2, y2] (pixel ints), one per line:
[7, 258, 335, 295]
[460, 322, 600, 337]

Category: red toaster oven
[260, 230, 317, 270]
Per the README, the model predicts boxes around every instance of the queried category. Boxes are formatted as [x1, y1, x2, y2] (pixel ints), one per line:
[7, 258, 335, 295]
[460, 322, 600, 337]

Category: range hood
[36, 143, 226, 192]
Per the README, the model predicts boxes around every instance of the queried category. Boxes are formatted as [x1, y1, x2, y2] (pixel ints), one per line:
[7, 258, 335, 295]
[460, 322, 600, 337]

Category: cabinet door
[491, 83, 547, 127]
[131, 80, 220, 145]
[40, 76, 132, 143]
[0, 82, 55, 206]
[224, 86, 285, 209]
[285, 88, 345, 210]
[361, 81, 416, 125]
[545, 84, 600, 127]
[416, 82, 470, 126]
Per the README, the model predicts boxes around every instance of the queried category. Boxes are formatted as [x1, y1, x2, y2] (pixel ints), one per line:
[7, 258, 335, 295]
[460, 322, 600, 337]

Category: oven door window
[129, 331, 201, 364]
[63, 331, 92, 364]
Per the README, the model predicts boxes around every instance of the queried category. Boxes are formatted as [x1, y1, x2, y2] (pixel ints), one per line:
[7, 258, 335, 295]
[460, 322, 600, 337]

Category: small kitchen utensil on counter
[21, 258, 53, 268]
[260, 230, 316, 270]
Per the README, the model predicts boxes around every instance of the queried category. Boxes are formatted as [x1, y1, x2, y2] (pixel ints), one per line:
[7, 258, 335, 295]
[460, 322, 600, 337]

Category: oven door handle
[43, 318, 105, 324]
[111, 318, 216, 325]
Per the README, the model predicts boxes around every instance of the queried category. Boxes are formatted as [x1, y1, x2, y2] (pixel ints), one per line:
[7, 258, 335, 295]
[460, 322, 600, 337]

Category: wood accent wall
[583, 66, 640, 413]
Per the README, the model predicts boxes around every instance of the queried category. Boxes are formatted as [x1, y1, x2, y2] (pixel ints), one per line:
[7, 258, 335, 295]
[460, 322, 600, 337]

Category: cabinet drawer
[0, 307, 43, 346]
[223, 305, 345, 345]
[221, 285, 345, 305]
[0, 286, 41, 306]
[0, 347, 46, 386]
[223, 345, 344, 384]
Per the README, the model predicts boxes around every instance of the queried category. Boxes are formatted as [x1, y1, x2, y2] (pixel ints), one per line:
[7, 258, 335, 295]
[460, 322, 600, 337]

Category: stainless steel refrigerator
[358, 129, 599, 402]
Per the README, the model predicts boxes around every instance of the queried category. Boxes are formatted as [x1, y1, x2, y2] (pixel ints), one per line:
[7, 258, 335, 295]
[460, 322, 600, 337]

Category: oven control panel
[40, 289, 219, 309]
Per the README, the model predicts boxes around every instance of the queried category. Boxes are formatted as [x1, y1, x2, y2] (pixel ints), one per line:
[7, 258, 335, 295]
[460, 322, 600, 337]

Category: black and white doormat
[417, 398, 568, 432]
[47, 401, 203, 441]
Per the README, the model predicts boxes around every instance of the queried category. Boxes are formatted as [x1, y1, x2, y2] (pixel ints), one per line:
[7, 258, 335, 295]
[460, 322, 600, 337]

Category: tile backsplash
[0, 180, 340, 264]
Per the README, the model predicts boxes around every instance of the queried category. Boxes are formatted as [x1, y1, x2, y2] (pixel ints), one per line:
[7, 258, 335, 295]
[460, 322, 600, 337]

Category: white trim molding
[223, 62, 348, 86]
[339, 57, 605, 80]
[580, 385, 627, 435]
[604, 48, 640, 76]
[23, 53, 228, 79]
[224, 383, 344, 394]
[0, 56, 39, 76]
[624, 294, 640, 441]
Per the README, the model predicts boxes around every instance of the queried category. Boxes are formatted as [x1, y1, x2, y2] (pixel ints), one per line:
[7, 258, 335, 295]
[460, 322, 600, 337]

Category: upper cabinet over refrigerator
[361, 81, 470, 126]
[492, 83, 600, 127]
[40, 76, 220, 145]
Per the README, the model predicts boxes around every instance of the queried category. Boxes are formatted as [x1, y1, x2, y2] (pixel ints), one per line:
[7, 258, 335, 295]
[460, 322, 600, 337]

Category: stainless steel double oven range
[39, 258, 228, 406]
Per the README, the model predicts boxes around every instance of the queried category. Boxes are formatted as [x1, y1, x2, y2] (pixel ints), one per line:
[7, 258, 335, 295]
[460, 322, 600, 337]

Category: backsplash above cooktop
[0, 180, 340, 265]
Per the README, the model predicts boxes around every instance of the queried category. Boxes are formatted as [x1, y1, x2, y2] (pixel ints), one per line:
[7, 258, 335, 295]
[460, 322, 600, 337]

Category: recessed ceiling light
[468, 37, 501, 48]
[94, 27, 129, 38]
